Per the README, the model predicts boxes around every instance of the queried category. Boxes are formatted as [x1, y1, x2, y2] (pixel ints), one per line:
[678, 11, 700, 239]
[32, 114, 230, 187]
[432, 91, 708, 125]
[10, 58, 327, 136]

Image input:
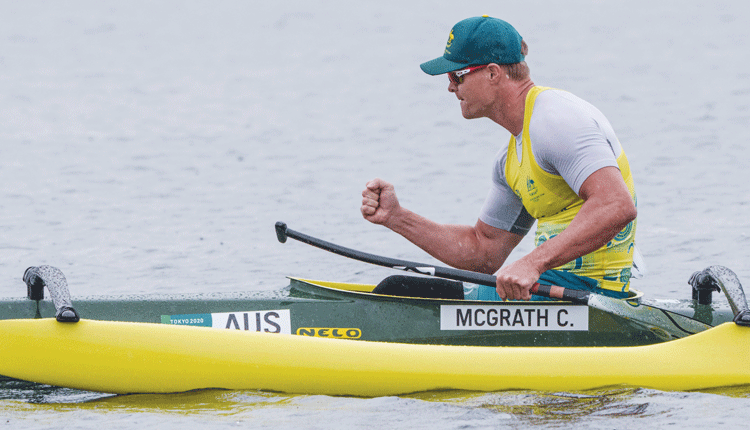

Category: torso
[480, 86, 637, 293]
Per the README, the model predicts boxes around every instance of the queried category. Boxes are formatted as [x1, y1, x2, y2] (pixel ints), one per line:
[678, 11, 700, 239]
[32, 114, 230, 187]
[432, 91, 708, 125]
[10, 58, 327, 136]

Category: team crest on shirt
[526, 178, 538, 196]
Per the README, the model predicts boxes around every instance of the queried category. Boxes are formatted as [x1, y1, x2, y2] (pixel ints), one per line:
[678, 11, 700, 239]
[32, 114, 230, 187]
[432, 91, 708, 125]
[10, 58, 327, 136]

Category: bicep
[577, 167, 637, 227]
[479, 180, 535, 236]
[578, 166, 633, 203]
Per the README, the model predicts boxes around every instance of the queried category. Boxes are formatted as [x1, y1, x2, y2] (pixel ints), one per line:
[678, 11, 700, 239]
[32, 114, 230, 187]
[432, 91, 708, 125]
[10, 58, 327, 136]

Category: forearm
[361, 178, 521, 273]
[385, 208, 507, 274]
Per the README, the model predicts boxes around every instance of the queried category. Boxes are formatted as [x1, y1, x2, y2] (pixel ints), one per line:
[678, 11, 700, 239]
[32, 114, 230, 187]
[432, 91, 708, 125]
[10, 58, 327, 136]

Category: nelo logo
[296, 328, 362, 339]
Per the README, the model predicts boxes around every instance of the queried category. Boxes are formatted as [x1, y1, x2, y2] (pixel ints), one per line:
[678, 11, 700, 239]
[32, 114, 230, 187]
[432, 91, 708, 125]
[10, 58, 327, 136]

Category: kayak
[0, 223, 748, 395]
[0, 317, 748, 396]
[0, 266, 747, 396]
[0, 271, 736, 347]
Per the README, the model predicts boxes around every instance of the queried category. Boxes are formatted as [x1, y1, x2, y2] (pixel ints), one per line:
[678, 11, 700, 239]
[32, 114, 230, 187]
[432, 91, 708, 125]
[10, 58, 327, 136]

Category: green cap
[420, 16, 524, 75]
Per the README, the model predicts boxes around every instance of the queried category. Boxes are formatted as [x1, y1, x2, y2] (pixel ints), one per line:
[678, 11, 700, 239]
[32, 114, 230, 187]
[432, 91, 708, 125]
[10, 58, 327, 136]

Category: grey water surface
[1, 0, 749, 428]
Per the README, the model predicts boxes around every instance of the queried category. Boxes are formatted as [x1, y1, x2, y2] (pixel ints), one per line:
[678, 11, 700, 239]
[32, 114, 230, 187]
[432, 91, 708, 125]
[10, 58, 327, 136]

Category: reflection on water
[411, 388, 652, 425]
[480, 389, 651, 422]
[696, 384, 750, 399]
[414, 386, 750, 427]
[0, 376, 111, 404]
[3, 379, 750, 429]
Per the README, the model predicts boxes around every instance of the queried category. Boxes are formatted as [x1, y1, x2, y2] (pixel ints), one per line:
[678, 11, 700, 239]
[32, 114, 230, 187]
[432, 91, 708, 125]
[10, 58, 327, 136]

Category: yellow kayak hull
[0, 318, 748, 396]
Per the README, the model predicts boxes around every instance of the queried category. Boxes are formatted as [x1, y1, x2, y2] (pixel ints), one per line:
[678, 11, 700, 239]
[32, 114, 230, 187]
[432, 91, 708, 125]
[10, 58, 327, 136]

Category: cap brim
[419, 56, 469, 75]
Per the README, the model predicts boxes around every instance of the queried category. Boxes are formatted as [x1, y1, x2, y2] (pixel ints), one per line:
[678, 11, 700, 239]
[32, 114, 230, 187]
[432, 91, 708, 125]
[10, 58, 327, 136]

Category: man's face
[449, 66, 494, 120]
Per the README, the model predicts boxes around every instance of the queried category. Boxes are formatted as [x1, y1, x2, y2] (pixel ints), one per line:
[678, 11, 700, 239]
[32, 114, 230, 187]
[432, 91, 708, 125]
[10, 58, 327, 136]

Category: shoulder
[530, 89, 604, 131]
[490, 144, 510, 185]
[528, 89, 620, 158]
[526, 89, 623, 192]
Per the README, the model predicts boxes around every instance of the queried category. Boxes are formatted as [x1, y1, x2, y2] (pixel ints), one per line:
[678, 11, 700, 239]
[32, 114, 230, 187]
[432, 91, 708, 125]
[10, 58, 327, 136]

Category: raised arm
[361, 178, 524, 274]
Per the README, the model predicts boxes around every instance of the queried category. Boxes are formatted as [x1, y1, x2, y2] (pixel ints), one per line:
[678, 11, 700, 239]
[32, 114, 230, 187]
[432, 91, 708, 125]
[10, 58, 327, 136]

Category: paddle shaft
[275, 222, 590, 304]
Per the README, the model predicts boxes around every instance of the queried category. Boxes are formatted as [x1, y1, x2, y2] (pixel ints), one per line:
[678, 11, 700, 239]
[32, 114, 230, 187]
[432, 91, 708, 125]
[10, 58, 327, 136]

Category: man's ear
[486, 63, 504, 82]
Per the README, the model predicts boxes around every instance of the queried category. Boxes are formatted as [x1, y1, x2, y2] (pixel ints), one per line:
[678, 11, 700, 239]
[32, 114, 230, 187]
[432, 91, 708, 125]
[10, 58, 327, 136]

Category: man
[361, 16, 638, 301]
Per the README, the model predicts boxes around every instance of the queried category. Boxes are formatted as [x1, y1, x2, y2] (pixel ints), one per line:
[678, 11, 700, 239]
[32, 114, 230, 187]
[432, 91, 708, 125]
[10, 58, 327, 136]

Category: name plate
[440, 304, 588, 331]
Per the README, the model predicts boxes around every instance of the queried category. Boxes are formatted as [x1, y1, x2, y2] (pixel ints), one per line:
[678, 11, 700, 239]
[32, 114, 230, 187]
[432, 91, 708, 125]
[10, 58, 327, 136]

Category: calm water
[1, 0, 749, 428]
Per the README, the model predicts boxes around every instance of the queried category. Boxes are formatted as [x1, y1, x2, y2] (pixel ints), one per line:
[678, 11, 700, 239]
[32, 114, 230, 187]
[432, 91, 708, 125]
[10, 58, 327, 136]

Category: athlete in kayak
[361, 16, 638, 301]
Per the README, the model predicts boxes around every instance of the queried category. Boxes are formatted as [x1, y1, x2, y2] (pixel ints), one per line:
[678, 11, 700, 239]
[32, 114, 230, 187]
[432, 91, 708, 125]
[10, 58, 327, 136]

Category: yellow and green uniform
[503, 86, 637, 293]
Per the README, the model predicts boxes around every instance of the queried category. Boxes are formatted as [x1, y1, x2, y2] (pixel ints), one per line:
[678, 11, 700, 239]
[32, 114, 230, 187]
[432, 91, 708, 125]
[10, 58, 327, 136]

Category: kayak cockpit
[289, 276, 645, 304]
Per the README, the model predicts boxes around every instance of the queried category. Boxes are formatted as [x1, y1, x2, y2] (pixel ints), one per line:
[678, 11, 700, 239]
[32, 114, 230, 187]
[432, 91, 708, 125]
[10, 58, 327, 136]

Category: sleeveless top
[504, 86, 637, 293]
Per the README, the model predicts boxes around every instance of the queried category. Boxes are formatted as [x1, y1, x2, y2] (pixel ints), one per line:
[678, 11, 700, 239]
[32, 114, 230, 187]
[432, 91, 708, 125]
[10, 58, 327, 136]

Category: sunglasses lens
[449, 73, 460, 85]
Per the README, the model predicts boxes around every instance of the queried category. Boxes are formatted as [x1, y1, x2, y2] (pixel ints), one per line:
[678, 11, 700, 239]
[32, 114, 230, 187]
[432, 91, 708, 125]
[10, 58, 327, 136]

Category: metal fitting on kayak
[689, 270, 721, 305]
[690, 266, 750, 326]
[23, 266, 80, 323]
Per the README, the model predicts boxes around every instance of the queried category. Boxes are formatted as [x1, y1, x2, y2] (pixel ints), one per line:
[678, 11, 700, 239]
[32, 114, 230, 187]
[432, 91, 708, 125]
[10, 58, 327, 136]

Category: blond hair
[501, 39, 529, 81]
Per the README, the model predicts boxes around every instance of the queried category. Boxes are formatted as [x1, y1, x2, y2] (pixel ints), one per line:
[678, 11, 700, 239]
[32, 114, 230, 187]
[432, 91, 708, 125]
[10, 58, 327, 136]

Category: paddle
[275, 222, 712, 339]
[274, 222, 586, 303]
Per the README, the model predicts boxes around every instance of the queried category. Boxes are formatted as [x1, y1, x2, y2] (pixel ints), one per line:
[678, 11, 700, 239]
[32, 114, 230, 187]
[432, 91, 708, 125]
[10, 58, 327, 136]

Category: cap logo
[444, 30, 454, 55]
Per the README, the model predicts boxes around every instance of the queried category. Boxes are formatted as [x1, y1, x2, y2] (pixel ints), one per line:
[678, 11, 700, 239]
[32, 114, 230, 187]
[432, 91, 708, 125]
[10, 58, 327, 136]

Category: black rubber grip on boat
[56, 306, 80, 323]
[734, 310, 750, 326]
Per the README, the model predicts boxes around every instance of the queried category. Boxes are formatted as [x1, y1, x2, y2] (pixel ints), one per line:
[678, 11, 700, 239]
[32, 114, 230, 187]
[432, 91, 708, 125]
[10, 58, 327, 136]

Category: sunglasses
[448, 65, 488, 85]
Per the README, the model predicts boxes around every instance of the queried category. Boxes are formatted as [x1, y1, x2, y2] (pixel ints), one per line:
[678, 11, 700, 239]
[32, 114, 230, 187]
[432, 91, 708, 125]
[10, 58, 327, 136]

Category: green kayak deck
[0, 277, 735, 347]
